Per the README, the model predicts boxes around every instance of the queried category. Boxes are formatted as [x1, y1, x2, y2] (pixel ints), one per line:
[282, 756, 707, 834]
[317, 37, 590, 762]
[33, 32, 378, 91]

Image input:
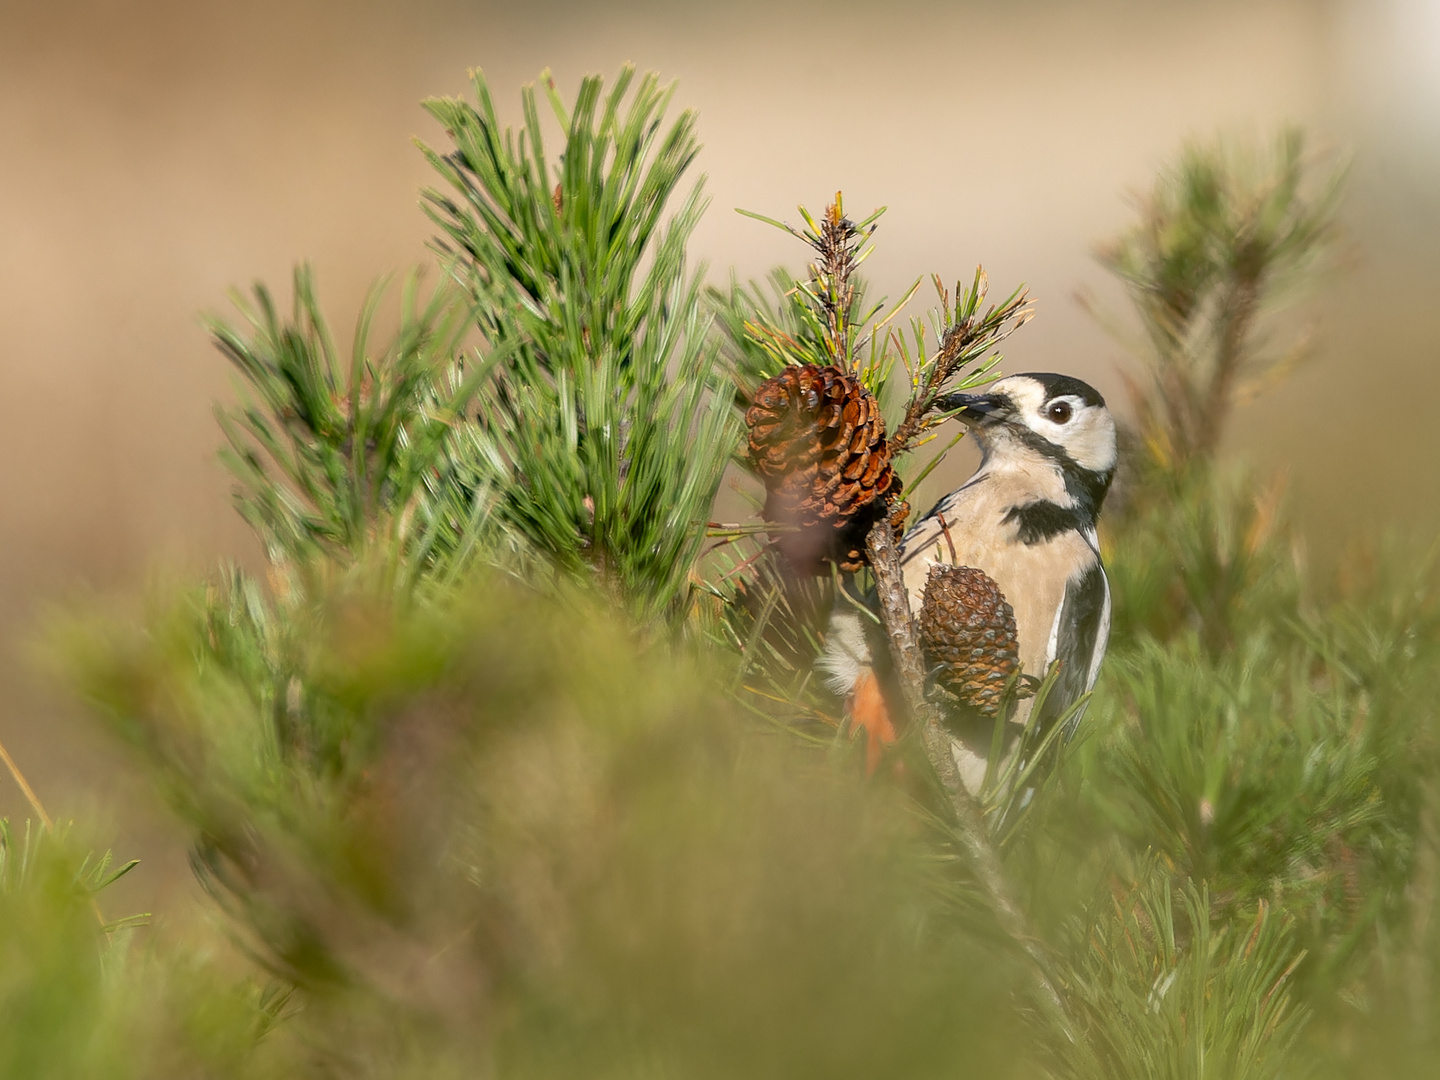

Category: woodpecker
[820, 372, 1117, 791]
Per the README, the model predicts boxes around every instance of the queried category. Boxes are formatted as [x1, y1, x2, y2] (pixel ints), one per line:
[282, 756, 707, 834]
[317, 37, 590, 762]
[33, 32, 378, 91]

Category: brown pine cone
[918, 565, 1029, 716]
[745, 364, 898, 573]
[836, 494, 910, 573]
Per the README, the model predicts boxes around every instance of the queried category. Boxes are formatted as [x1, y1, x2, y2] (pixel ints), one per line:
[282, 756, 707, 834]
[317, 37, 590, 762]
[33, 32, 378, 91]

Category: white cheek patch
[1027, 399, 1115, 474]
[1066, 416, 1117, 473]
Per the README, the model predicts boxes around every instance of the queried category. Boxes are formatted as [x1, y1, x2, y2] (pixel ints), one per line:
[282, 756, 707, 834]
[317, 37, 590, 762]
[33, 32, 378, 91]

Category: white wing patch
[1044, 594, 1065, 673]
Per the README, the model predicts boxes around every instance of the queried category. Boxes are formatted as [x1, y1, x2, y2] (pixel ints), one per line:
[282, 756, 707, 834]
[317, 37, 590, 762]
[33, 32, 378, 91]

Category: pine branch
[863, 513, 1075, 1039]
[729, 194, 908, 399]
[421, 66, 737, 625]
[1093, 126, 1345, 474]
[209, 266, 485, 584]
[1193, 264, 1260, 460]
[887, 268, 1033, 458]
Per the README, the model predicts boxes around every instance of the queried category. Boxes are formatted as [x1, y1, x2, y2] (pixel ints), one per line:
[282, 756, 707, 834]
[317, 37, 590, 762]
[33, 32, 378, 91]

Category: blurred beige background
[2, 0, 1438, 910]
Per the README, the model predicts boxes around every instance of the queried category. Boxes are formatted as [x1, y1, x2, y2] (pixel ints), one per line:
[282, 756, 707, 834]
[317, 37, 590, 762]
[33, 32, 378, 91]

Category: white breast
[899, 471, 1096, 693]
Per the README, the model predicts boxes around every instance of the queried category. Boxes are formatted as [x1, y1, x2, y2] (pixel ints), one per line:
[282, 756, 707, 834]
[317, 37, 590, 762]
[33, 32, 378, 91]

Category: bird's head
[941, 373, 1117, 511]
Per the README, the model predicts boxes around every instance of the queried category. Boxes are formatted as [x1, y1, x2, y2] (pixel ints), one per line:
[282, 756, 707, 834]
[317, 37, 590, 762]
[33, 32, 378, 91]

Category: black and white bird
[821, 372, 1117, 791]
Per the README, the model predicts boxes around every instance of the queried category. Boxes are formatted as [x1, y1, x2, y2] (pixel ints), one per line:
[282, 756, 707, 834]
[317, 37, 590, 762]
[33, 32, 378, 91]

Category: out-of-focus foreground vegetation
[3, 68, 1440, 1078]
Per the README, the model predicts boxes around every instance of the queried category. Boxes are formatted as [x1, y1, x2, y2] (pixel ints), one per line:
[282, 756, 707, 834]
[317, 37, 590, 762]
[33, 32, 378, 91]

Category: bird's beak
[939, 391, 1009, 426]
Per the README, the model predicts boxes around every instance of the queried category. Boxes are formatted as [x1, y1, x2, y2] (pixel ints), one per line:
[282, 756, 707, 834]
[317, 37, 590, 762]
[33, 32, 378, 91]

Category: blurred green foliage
[1089, 126, 1345, 475]
[60, 574, 1036, 1077]
[0, 819, 289, 1079]
[5, 74, 1440, 1080]
[1058, 874, 1311, 1080]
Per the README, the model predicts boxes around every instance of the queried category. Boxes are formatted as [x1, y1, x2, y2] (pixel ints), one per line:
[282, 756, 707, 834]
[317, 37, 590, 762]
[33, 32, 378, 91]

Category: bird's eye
[1046, 400, 1073, 424]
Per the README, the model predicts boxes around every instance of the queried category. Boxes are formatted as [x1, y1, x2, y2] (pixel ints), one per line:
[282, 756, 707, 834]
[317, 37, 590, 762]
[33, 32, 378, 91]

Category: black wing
[1036, 560, 1111, 736]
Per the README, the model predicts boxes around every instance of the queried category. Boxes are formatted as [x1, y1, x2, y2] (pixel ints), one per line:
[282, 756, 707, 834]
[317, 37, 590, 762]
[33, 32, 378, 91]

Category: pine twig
[887, 270, 1033, 458]
[0, 734, 53, 829]
[863, 514, 1075, 1039]
[1193, 269, 1260, 460]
